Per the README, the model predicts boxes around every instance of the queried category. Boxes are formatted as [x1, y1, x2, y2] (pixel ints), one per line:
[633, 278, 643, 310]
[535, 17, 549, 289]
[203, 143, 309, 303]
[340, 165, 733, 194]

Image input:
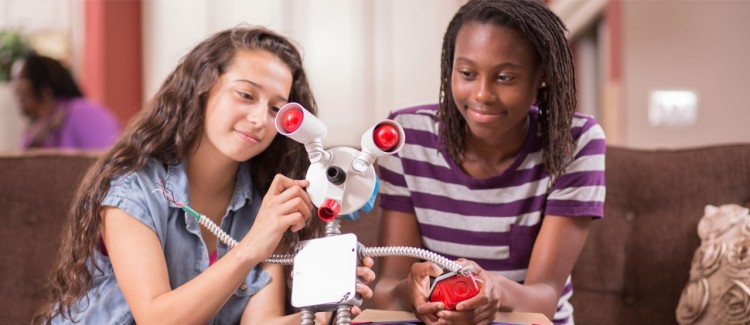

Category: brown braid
[438, 0, 576, 179]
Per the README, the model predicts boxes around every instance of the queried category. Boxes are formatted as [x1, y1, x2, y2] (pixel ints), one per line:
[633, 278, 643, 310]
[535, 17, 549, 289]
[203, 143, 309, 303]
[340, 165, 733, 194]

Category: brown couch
[570, 144, 750, 324]
[3, 144, 750, 324]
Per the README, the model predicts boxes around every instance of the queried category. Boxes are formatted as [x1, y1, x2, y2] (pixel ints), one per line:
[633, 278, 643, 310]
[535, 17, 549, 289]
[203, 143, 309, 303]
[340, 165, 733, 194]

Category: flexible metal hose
[360, 246, 470, 275]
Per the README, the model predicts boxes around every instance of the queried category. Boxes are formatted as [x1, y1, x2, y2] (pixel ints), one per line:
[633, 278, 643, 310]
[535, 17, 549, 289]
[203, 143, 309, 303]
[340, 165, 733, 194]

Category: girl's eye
[269, 102, 287, 115]
[238, 92, 254, 100]
[458, 70, 474, 78]
[497, 74, 514, 82]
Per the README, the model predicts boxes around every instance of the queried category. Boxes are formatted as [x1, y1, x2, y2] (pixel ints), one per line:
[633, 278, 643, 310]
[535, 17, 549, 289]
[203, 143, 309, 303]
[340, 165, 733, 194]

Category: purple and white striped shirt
[377, 104, 606, 324]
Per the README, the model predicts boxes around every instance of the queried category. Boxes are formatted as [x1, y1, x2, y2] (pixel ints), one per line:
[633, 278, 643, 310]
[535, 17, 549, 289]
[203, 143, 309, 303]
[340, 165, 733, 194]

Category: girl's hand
[436, 258, 500, 325]
[404, 261, 444, 324]
[243, 174, 313, 260]
[350, 256, 376, 315]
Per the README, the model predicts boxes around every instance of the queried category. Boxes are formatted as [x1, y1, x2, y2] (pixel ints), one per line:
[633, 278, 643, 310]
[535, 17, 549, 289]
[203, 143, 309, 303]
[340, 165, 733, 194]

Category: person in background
[11, 53, 120, 149]
[372, 0, 606, 324]
[33, 26, 374, 324]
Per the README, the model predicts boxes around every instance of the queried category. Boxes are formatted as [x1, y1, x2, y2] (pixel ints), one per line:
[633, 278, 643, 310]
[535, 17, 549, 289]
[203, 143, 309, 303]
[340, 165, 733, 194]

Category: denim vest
[51, 159, 270, 324]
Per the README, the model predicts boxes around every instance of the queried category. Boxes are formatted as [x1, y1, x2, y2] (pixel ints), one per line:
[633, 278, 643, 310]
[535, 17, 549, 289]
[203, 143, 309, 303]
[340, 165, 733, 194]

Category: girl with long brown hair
[35, 26, 374, 324]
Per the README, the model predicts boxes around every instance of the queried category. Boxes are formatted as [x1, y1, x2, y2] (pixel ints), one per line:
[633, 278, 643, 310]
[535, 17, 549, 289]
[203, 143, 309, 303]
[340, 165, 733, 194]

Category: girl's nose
[246, 105, 267, 126]
[474, 77, 497, 104]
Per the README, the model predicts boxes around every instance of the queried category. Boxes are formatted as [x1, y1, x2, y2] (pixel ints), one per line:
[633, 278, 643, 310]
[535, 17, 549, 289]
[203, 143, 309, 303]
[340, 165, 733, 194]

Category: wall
[622, 0, 750, 148]
[1, 0, 460, 150]
[142, 0, 461, 147]
[9, 1, 746, 151]
[0, 0, 83, 152]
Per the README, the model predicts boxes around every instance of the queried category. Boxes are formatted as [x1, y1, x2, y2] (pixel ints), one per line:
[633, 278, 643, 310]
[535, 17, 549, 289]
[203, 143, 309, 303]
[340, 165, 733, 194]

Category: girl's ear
[533, 67, 546, 105]
[537, 66, 546, 89]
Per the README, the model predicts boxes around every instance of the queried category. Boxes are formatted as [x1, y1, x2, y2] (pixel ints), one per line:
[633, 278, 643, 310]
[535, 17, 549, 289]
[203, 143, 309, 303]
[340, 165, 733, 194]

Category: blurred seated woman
[12, 53, 121, 149]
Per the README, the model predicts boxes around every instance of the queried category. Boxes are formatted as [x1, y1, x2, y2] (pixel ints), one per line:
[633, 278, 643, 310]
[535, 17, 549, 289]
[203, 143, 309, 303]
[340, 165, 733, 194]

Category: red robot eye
[282, 108, 304, 133]
[373, 124, 399, 151]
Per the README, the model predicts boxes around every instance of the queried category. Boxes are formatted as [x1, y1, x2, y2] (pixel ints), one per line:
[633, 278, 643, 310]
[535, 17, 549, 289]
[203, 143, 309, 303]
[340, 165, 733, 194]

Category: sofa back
[570, 144, 750, 324]
[3, 144, 750, 324]
[0, 150, 100, 325]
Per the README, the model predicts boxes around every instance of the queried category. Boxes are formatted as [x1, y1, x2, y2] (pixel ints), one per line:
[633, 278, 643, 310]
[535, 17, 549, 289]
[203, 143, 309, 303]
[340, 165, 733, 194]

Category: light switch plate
[648, 89, 698, 127]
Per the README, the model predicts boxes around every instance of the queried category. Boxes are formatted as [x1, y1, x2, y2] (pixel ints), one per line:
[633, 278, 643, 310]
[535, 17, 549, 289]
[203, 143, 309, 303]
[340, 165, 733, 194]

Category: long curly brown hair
[438, 0, 576, 179]
[34, 26, 324, 323]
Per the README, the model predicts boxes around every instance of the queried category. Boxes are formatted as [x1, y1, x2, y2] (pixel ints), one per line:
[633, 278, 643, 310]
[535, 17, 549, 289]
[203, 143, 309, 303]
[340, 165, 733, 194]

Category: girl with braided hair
[373, 0, 605, 324]
[34, 26, 374, 324]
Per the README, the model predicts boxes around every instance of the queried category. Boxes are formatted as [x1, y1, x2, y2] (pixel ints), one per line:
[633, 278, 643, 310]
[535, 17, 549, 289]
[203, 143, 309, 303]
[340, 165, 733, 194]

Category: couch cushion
[571, 144, 750, 324]
[0, 150, 99, 324]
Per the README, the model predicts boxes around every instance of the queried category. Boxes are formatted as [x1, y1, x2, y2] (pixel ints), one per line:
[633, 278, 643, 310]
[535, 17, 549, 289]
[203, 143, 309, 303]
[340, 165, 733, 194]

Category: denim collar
[163, 161, 254, 212]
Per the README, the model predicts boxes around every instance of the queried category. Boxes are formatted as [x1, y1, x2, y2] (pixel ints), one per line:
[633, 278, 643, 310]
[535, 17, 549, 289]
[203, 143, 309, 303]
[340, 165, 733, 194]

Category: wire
[360, 246, 473, 275]
[152, 178, 183, 207]
[153, 180, 292, 264]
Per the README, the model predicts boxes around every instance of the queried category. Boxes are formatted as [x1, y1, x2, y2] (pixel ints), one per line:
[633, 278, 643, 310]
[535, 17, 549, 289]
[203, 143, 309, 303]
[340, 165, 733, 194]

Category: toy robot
[183, 103, 478, 325]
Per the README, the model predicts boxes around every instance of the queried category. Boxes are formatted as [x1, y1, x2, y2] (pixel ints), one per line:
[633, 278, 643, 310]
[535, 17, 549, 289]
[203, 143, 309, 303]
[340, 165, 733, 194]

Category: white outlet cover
[648, 89, 698, 127]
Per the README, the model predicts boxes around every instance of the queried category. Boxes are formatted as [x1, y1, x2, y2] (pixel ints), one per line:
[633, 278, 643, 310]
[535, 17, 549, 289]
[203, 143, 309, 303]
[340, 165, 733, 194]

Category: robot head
[274, 103, 404, 222]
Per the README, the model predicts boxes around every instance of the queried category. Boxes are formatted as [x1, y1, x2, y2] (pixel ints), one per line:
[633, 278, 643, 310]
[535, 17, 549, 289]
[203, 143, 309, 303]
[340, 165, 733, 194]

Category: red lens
[282, 109, 304, 133]
[373, 124, 399, 151]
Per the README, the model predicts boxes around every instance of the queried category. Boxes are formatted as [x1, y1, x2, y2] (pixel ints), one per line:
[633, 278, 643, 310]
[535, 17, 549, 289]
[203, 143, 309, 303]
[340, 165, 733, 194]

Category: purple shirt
[377, 104, 606, 324]
[22, 98, 121, 149]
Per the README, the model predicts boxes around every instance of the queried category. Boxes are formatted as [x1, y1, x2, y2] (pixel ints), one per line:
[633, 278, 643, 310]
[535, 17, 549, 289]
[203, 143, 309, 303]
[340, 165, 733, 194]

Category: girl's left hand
[436, 258, 500, 325]
[352, 256, 376, 315]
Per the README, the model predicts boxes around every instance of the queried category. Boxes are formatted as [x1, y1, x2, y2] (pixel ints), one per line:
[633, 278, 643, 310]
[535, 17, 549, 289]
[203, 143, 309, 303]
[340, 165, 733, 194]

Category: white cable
[361, 246, 473, 275]
[197, 214, 469, 272]
[197, 214, 238, 248]
[198, 214, 294, 265]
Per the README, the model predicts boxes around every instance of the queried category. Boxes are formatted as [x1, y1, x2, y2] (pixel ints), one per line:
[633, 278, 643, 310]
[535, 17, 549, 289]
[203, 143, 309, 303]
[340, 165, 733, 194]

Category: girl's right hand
[405, 261, 445, 324]
[242, 174, 313, 260]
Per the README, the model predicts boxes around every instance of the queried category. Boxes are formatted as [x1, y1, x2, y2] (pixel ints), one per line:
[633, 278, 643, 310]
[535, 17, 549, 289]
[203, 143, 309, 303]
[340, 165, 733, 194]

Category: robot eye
[281, 108, 304, 133]
[373, 124, 400, 151]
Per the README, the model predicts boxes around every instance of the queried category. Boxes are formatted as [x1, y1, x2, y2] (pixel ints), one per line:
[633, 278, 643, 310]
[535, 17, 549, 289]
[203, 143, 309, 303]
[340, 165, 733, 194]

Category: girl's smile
[233, 129, 260, 144]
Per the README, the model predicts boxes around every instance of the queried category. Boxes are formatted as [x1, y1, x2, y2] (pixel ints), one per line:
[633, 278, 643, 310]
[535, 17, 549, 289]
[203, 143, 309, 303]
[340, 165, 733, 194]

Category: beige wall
[7, 0, 747, 151]
[142, 0, 461, 148]
[623, 0, 750, 149]
[1, 0, 461, 151]
[0, 0, 84, 152]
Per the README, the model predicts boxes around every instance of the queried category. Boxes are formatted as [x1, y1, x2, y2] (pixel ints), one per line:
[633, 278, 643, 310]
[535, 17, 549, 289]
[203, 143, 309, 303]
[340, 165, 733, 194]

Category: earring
[540, 81, 547, 88]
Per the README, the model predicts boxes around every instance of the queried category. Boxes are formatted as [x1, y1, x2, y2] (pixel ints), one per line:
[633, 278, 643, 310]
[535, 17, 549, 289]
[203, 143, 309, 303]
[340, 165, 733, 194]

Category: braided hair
[438, 0, 576, 179]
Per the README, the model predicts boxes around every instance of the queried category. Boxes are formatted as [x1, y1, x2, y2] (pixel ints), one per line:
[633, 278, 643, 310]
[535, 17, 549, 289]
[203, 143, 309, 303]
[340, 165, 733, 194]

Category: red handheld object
[427, 272, 480, 310]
